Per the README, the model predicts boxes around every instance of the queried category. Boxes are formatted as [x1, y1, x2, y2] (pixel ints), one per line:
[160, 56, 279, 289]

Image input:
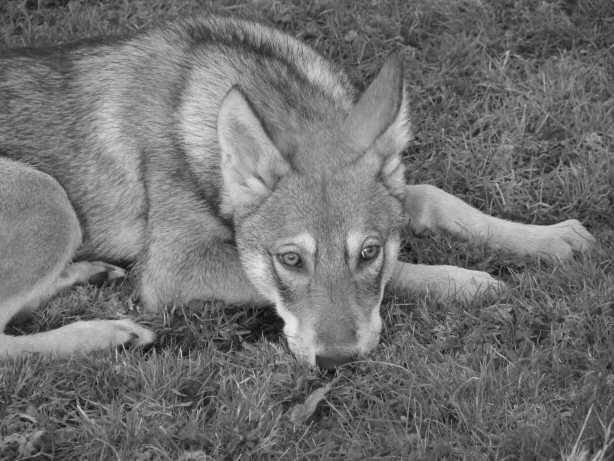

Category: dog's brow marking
[278, 232, 316, 255]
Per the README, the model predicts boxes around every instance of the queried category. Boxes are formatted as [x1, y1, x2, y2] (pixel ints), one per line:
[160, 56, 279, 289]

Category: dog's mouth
[288, 345, 371, 370]
[284, 318, 382, 370]
[314, 352, 357, 370]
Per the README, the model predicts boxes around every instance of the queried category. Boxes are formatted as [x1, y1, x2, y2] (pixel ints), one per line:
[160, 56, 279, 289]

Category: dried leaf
[287, 382, 332, 425]
[2, 430, 45, 458]
[481, 304, 514, 323]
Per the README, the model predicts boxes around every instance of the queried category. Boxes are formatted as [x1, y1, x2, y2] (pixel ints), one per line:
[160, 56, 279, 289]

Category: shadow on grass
[152, 300, 285, 357]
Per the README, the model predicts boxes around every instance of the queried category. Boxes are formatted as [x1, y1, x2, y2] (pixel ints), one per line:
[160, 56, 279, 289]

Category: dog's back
[0, 16, 356, 261]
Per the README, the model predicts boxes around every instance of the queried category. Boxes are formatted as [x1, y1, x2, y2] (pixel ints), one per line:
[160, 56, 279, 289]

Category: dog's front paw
[392, 262, 506, 302]
[86, 261, 126, 286]
[107, 319, 156, 347]
[537, 219, 595, 262]
[60, 261, 126, 287]
[47, 319, 155, 356]
[443, 268, 506, 301]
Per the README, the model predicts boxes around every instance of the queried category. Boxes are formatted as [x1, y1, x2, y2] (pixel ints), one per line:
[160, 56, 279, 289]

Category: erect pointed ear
[343, 55, 412, 198]
[217, 87, 291, 218]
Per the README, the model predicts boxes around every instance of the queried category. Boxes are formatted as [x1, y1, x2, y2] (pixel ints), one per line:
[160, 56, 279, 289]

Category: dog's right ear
[217, 87, 291, 218]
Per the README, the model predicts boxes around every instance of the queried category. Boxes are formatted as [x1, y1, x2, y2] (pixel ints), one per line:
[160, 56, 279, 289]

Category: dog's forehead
[285, 125, 368, 173]
[273, 171, 396, 241]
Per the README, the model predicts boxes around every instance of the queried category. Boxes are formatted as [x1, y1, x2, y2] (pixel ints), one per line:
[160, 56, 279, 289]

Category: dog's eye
[360, 244, 380, 261]
[278, 252, 302, 267]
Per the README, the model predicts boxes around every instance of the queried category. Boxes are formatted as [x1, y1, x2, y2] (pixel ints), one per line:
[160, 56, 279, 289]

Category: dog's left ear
[343, 55, 412, 197]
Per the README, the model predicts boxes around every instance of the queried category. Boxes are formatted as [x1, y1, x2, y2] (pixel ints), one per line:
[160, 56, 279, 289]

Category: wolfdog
[0, 15, 594, 368]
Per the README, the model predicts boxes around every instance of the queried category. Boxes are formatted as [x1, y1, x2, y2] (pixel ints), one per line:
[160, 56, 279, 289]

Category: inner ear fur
[217, 86, 291, 218]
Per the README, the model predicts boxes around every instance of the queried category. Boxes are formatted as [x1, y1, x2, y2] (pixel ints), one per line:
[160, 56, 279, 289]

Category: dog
[0, 15, 595, 368]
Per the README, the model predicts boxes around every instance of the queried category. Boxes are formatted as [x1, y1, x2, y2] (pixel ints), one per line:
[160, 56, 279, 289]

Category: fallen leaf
[287, 382, 333, 425]
[2, 430, 45, 458]
[481, 304, 514, 323]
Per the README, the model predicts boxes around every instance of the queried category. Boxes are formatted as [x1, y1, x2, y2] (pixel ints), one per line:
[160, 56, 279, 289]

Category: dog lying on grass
[0, 16, 594, 368]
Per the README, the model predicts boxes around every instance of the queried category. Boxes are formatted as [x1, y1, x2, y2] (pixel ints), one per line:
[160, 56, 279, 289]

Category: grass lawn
[1, 0, 613, 459]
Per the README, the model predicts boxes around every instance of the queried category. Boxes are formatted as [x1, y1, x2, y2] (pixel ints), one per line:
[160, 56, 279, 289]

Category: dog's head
[216, 57, 412, 368]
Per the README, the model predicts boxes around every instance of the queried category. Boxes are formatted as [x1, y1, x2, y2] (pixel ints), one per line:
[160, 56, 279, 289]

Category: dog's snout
[315, 353, 355, 370]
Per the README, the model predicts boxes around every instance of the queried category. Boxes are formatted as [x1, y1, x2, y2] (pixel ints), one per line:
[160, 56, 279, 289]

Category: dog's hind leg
[0, 159, 154, 358]
[403, 184, 595, 262]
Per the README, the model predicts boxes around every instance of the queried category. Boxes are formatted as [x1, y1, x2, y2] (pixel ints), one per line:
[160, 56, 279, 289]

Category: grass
[1, 0, 613, 459]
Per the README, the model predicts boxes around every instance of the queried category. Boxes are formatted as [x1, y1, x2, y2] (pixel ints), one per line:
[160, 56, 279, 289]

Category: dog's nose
[315, 353, 355, 370]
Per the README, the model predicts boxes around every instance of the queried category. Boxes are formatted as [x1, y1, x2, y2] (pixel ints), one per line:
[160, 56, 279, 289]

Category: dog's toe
[461, 272, 506, 300]
[556, 219, 595, 252]
[99, 262, 127, 281]
[62, 261, 126, 287]
[541, 219, 595, 262]
[112, 319, 156, 346]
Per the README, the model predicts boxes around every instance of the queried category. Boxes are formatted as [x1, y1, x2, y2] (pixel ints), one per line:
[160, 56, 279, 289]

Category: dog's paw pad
[111, 319, 155, 347]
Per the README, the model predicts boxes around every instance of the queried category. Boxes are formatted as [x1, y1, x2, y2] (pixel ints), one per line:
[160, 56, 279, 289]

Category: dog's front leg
[389, 261, 504, 301]
[138, 237, 268, 312]
[403, 184, 595, 262]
